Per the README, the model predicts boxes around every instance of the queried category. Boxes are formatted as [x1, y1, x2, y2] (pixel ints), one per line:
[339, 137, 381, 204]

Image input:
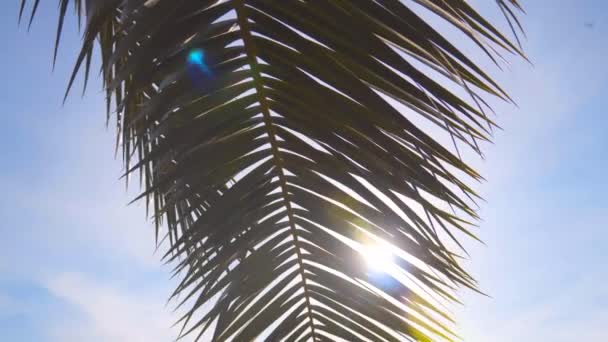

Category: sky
[1, 1, 607, 341]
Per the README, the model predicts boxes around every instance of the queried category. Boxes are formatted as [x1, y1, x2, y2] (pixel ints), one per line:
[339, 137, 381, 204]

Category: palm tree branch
[21, 0, 526, 340]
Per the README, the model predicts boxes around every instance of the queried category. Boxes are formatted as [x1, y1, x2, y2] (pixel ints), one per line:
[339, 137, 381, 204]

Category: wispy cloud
[0, 101, 188, 340]
[458, 273, 608, 342]
[45, 272, 190, 342]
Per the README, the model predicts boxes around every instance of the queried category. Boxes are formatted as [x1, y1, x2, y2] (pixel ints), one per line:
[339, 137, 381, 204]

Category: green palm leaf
[23, 0, 524, 340]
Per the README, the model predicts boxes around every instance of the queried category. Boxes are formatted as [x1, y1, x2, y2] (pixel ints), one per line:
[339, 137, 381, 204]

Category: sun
[362, 243, 394, 272]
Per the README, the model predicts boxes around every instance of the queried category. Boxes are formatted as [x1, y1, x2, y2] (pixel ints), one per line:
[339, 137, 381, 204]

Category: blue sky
[1, 1, 607, 341]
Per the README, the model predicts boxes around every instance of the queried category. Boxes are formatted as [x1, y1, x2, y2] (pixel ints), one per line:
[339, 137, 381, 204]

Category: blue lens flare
[188, 49, 204, 65]
[187, 48, 211, 76]
[368, 272, 401, 292]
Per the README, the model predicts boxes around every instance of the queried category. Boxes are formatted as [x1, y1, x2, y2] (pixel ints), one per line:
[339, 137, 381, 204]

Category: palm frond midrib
[232, 0, 320, 339]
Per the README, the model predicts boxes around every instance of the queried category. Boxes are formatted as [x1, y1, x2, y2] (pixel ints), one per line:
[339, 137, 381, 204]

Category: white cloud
[0, 102, 161, 274]
[1, 100, 209, 340]
[45, 272, 194, 342]
[457, 274, 608, 342]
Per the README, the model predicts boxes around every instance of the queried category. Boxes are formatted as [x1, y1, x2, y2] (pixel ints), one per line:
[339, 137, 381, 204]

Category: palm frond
[23, 0, 524, 340]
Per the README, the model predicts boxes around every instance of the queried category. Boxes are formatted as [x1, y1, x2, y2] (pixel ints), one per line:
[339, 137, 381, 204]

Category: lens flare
[188, 49, 204, 65]
[187, 48, 211, 76]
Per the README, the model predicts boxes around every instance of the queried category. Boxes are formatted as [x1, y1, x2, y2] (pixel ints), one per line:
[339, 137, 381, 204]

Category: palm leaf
[23, 0, 524, 340]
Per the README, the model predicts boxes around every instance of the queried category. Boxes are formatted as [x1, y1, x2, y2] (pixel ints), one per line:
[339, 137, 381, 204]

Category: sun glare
[363, 243, 394, 273]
